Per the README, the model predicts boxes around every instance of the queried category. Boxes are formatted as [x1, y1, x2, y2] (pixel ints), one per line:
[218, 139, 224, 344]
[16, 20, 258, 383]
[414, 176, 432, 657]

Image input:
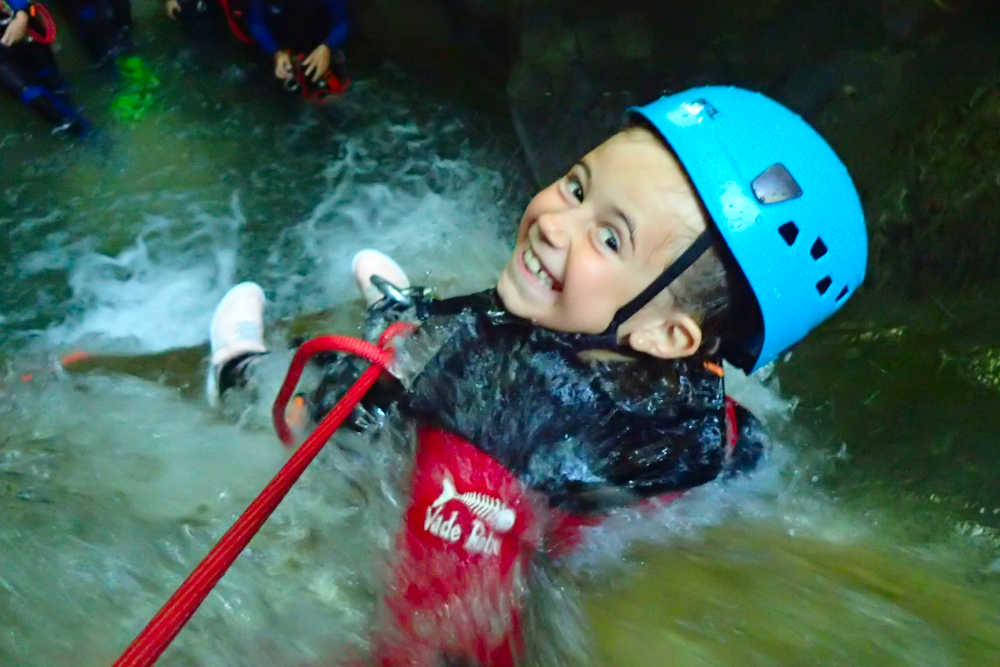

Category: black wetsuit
[53, 0, 132, 62]
[0, 15, 89, 132]
[246, 0, 347, 56]
[310, 289, 766, 515]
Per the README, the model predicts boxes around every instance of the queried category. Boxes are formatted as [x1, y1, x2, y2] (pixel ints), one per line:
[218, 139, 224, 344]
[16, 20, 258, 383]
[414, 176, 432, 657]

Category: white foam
[42, 203, 243, 353]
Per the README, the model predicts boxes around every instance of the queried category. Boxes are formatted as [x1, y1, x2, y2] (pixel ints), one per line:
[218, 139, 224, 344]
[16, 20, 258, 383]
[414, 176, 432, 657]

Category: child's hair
[625, 118, 762, 363]
[669, 236, 761, 364]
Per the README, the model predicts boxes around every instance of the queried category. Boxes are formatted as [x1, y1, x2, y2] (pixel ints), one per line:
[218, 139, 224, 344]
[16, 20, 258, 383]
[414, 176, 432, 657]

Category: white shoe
[351, 249, 410, 306]
[206, 282, 268, 407]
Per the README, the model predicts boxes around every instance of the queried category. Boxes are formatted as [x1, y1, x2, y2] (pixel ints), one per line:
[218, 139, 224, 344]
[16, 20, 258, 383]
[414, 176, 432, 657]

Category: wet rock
[965, 347, 1000, 392]
[353, 0, 513, 106]
[879, 0, 975, 42]
[814, 39, 1000, 291]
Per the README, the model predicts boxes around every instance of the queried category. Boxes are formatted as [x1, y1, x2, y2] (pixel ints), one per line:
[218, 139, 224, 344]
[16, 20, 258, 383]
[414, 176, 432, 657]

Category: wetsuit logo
[423, 475, 516, 557]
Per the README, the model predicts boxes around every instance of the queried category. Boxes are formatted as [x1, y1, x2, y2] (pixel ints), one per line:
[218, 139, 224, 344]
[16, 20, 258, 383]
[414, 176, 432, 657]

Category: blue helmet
[628, 86, 867, 373]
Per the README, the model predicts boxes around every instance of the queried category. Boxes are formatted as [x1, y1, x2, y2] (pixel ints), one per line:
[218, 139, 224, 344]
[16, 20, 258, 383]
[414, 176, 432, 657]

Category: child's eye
[598, 227, 620, 252]
[567, 177, 584, 202]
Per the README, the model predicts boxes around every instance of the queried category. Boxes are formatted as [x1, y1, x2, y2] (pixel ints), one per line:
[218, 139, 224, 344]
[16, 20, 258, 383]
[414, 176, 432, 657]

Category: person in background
[0, 0, 30, 46]
[164, 0, 349, 99]
[246, 0, 347, 88]
[52, 0, 132, 63]
[1, 0, 90, 133]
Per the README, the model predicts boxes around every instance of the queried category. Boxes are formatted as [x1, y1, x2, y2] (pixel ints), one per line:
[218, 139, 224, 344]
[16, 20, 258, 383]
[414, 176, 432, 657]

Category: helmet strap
[606, 229, 715, 334]
[558, 229, 715, 350]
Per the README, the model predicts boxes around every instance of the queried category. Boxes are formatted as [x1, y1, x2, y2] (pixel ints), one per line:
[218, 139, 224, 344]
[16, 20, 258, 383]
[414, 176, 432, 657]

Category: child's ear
[625, 313, 703, 360]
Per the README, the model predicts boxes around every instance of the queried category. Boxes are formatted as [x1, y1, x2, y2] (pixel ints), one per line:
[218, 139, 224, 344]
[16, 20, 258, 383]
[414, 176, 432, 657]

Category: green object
[111, 56, 160, 122]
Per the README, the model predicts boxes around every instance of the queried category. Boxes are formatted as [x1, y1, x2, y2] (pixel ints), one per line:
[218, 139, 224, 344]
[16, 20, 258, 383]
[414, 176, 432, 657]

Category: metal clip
[370, 274, 412, 307]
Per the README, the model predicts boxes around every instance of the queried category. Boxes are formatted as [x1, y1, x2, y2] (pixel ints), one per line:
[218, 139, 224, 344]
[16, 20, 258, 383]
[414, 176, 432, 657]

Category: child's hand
[302, 43, 331, 82]
[273, 50, 294, 81]
[165, 0, 181, 20]
[1, 10, 29, 46]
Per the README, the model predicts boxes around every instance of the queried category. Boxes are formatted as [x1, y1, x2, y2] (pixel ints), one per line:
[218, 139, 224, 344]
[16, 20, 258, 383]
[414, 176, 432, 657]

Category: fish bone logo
[422, 474, 517, 557]
[431, 475, 516, 533]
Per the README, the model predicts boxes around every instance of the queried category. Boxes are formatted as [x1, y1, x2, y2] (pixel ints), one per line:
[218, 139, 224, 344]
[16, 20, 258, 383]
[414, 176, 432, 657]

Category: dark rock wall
[354, 0, 1000, 294]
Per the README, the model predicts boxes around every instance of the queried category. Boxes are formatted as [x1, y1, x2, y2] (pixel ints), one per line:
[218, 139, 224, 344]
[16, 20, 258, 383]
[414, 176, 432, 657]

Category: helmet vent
[778, 222, 799, 245]
[752, 163, 803, 204]
[816, 276, 832, 295]
[836, 286, 849, 301]
[810, 239, 828, 259]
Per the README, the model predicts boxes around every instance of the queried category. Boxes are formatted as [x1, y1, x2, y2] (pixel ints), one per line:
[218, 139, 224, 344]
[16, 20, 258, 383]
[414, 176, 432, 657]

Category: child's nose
[537, 210, 572, 248]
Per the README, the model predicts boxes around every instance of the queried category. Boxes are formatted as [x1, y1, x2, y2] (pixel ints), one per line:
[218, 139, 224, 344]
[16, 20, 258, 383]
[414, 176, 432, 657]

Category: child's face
[497, 126, 707, 337]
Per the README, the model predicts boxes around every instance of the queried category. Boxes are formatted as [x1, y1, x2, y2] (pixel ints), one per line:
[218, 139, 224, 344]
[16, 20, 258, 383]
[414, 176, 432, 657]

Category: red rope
[114, 322, 415, 666]
[28, 3, 56, 45]
[218, 0, 253, 44]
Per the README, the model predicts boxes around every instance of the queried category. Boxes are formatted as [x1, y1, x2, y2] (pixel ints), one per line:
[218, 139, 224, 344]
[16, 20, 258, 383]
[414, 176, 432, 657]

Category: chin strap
[562, 229, 716, 350]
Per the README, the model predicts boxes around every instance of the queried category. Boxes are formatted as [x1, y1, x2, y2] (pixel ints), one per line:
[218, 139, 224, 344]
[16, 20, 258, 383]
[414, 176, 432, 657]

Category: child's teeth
[525, 248, 553, 288]
[525, 250, 541, 273]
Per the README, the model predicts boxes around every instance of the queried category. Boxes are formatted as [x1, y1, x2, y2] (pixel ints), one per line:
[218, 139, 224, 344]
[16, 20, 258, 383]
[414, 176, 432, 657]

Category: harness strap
[725, 395, 739, 456]
[376, 426, 539, 666]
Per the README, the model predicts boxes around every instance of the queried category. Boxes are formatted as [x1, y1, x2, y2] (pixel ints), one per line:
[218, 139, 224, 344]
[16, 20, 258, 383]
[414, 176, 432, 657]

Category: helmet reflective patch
[666, 98, 718, 126]
[751, 163, 803, 204]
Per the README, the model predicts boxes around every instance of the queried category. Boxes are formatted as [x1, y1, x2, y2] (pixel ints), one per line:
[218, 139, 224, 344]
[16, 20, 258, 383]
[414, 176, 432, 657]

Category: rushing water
[2, 5, 999, 666]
